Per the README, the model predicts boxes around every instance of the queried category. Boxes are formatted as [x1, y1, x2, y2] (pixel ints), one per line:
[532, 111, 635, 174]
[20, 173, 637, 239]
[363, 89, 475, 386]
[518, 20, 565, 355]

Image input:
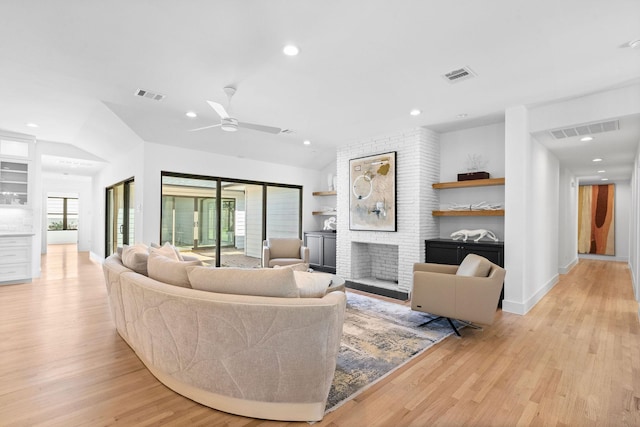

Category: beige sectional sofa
[102, 250, 346, 422]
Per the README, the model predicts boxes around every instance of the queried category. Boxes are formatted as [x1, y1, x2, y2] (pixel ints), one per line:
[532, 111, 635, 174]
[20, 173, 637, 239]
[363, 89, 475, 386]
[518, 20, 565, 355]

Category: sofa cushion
[274, 262, 309, 272]
[187, 266, 299, 298]
[121, 243, 150, 275]
[456, 254, 492, 277]
[267, 238, 301, 259]
[147, 252, 201, 288]
[293, 271, 332, 298]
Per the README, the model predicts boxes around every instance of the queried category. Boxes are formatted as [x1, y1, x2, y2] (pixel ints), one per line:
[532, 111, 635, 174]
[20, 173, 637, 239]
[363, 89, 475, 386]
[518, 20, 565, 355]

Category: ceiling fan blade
[206, 100, 230, 119]
[238, 122, 282, 134]
[188, 123, 222, 132]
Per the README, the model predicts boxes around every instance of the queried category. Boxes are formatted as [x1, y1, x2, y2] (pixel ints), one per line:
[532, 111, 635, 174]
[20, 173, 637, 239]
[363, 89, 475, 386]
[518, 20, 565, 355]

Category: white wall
[91, 142, 322, 260]
[558, 167, 578, 273]
[438, 122, 506, 240]
[631, 145, 640, 312]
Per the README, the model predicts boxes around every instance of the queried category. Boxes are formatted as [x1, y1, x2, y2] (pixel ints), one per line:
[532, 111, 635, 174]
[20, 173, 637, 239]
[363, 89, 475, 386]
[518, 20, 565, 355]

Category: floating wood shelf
[432, 177, 505, 189]
[312, 211, 337, 216]
[312, 191, 337, 196]
[432, 209, 505, 217]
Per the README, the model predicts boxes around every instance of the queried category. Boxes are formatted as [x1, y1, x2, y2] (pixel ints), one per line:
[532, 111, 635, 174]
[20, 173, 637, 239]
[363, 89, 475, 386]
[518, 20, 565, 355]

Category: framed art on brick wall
[349, 151, 396, 231]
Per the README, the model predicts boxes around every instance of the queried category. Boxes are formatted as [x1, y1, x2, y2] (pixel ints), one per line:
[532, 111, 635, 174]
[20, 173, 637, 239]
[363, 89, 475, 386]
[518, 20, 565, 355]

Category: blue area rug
[325, 291, 457, 412]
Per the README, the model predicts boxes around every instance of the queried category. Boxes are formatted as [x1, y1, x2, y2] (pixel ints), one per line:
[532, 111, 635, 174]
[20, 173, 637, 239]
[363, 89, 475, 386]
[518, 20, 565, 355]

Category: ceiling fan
[189, 86, 282, 134]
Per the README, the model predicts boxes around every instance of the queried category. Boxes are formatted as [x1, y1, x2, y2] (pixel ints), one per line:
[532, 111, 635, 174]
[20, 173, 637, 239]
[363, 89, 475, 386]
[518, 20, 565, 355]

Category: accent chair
[262, 238, 310, 268]
[411, 253, 506, 336]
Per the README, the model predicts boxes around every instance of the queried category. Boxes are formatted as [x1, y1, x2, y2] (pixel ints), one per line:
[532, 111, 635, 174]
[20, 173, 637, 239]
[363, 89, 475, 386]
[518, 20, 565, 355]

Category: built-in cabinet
[304, 231, 336, 273]
[425, 238, 504, 267]
[0, 137, 33, 207]
[0, 160, 30, 206]
[0, 234, 33, 284]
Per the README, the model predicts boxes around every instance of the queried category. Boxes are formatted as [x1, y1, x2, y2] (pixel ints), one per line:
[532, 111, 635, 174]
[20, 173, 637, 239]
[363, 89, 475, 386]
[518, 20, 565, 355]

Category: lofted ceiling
[0, 1, 639, 179]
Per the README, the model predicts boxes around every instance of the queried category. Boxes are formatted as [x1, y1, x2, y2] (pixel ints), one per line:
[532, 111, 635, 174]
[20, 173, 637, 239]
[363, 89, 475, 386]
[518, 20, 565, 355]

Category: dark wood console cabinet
[304, 231, 336, 273]
[425, 238, 504, 267]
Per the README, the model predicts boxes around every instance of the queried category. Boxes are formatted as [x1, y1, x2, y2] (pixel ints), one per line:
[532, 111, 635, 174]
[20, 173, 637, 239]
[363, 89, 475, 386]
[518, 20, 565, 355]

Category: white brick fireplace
[336, 127, 440, 296]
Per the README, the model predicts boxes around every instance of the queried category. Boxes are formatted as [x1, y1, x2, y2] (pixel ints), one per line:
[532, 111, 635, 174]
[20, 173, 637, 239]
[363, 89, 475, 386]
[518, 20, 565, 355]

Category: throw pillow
[121, 243, 150, 275]
[187, 266, 299, 298]
[149, 242, 182, 261]
[293, 271, 332, 298]
[147, 252, 201, 288]
[456, 254, 491, 277]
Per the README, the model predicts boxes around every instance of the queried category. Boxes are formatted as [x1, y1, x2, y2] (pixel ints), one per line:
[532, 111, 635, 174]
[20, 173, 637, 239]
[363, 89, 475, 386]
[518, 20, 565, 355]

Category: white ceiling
[0, 1, 639, 179]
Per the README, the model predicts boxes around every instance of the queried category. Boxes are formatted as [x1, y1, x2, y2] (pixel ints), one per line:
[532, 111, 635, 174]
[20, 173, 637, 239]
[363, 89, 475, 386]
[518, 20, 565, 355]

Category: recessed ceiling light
[185, 111, 197, 118]
[26, 122, 39, 128]
[303, 140, 311, 145]
[597, 170, 606, 173]
[410, 109, 421, 116]
[457, 113, 468, 118]
[592, 158, 603, 162]
[601, 178, 609, 181]
[627, 39, 640, 49]
[283, 45, 300, 56]
[580, 136, 593, 142]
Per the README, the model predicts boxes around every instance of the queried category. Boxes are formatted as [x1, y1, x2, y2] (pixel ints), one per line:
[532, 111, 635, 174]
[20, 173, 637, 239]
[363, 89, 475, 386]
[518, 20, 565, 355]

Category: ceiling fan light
[283, 44, 300, 56]
[221, 123, 238, 132]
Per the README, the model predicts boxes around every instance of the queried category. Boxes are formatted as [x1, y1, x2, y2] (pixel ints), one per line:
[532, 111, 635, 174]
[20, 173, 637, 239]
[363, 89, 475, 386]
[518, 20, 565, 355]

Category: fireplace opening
[350, 242, 399, 289]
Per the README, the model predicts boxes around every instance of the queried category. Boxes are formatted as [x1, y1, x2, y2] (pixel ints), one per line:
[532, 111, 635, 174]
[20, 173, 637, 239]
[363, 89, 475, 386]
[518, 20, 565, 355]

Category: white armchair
[262, 238, 309, 268]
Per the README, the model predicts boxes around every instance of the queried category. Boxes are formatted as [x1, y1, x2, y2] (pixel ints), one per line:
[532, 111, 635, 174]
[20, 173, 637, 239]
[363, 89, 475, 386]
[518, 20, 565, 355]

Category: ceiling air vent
[549, 120, 619, 139]
[134, 88, 166, 101]
[442, 66, 476, 83]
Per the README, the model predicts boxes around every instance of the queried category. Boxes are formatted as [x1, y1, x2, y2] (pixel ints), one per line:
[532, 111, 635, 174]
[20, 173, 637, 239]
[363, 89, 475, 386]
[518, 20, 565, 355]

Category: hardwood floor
[0, 245, 638, 426]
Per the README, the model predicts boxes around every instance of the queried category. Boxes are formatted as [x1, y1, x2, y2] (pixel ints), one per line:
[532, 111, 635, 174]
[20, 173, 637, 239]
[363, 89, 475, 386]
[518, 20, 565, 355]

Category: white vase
[327, 174, 334, 191]
[332, 176, 337, 192]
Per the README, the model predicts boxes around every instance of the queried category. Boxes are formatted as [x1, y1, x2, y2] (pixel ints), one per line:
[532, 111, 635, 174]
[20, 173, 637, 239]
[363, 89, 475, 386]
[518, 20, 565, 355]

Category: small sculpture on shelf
[323, 216, 337, 231]
[451, 228, 499, 242]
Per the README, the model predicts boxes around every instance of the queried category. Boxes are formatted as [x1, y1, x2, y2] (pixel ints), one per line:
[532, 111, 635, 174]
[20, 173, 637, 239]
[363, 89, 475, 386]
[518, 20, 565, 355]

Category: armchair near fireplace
[411, 254, 505, 336]
[262, 238, 310, 268]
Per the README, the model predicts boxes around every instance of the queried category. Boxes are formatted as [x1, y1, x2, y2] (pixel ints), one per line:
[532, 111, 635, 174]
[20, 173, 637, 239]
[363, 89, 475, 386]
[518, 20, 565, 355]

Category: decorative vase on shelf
[332, 176, 337, 192]
[327, 174, 334, 191]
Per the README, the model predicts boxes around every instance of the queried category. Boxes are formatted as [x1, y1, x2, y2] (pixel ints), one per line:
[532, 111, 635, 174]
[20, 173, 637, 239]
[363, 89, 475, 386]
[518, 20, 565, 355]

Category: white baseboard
[501, 274, 559, 316]
[89, 251, 104, 263]
[559, 258, 578, 274]
[578, 254, 629, 262]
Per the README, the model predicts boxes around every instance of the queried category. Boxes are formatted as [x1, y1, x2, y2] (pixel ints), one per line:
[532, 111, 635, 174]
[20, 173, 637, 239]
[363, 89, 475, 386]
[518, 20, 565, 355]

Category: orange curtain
[578, 184, 615, 255]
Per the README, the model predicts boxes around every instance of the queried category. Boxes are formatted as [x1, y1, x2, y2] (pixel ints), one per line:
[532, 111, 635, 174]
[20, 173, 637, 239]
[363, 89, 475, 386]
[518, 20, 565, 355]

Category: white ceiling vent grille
[442, 66, 476, 83]
[550, 120, 619, 139]
[134, 88, 166, 101]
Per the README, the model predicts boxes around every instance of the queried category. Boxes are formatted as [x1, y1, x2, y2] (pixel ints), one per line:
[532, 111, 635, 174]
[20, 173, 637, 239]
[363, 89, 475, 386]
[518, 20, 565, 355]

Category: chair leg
[446, 317, 461, 336]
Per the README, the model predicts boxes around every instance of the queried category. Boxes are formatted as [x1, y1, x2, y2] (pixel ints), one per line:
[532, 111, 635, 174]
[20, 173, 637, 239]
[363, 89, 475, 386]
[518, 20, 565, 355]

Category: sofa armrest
[300, 246, 310, 264]
[262, 246, 271, 268]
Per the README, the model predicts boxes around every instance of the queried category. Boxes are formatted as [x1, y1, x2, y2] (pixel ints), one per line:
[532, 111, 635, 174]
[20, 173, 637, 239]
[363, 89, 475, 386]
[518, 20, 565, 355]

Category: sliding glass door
[161, 172, 301, 268]
[105, 178, 134, 256]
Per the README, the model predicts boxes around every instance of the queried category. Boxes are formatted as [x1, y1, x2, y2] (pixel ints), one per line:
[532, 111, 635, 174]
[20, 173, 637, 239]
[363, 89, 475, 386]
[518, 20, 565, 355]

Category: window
[47, 197, 79, 230]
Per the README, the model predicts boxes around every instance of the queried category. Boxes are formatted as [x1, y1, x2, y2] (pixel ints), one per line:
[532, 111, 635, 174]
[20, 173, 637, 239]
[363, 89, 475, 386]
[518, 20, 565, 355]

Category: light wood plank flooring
[0, 245, 638, 426]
